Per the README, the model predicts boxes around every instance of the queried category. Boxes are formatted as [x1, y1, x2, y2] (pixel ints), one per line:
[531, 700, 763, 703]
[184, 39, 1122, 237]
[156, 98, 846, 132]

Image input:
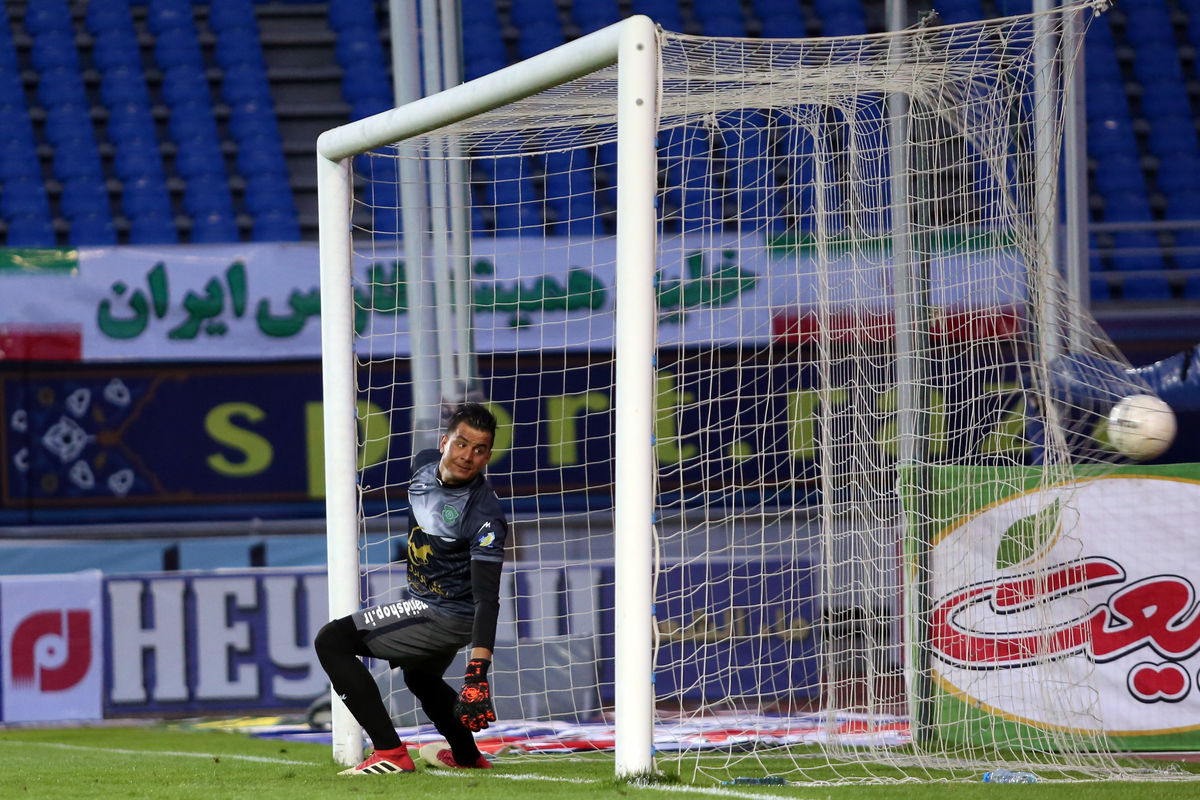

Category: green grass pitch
[1, 726, 1199, 800]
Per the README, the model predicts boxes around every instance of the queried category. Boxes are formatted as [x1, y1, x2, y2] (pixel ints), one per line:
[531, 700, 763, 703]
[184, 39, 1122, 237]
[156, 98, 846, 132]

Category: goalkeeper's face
[437, 422, 494, 485]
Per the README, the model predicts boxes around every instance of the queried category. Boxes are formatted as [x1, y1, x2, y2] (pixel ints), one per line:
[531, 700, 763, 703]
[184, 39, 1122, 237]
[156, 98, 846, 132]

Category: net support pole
[1062, 6, 1089, 342]
[1033, 0, 1062, 364]
[316, 151, 364, 766]
[613, 14, 658, 781]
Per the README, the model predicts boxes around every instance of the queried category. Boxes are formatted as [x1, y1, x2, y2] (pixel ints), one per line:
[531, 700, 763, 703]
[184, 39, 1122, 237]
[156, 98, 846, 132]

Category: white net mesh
[332, 5, 1194, 784]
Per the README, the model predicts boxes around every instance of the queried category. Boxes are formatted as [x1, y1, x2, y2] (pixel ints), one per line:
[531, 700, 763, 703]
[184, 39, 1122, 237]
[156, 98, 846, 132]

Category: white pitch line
[425, 768, 813, 800]
[0, 739, 314, 765]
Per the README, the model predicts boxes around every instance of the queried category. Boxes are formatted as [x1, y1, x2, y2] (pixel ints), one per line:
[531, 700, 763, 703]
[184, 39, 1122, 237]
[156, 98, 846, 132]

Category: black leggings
[313, 617, 480, 763]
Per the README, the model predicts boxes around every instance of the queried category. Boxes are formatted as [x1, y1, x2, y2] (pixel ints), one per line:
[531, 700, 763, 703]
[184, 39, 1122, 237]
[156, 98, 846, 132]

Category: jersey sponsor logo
[441, 504, 460, 525]
[361, 598, 428, 626]
[408, 537, 433, 566]
[477, 530, 496, 548]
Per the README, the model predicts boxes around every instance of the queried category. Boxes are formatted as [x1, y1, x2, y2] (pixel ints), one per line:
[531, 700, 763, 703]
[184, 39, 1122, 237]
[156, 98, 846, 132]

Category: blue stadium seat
[1103, 189, 1153, 222]
[820, 12, 866, 37]
[0, 113, 36, 150]
[251, 209, 301, 241]
[485, 158, 543, 233]
[759, 14, 807, 38]
[327, 0, 377, 32]
[0, 70, 26, 109]
[1165, 189, 1200, 221]
[235, 135, 289, 178]
[59, 177, 112, 220]
[516, 21, 564, 59]
[1090, 274, 1112, 303]
[154, 26, 205, 70]
[465, 55, 507, 82]
[243, 173, 297, 216]
[92, 30, 144, 72]
[222, 62, 275, 106]
[1139, 81, 1190, 123]
[44, 105, 97, 147]
[52, 139, 106, 181]
[1121, 275, 1172, 301]
[700, 15, 747, 37]
[174, 136, 227, 179]
[121, 175, 172, 218]
[1, 178, 52, 219]
[214, 27, 266, 70]
[183, 174, 236, 216]
[1175, 229, 1200, 273]
[1124, 9, 1176, 49]
[0, 141, 40, 180]
[228, 100, 281, 141]
[461, 0, 502, 27]
[1133, 49, 1184, 85]
[1088, 117, 1140, 160]
[6, 213, 58, 247]
[37, 67, 89, 109]
[24, 0, 74, 35]
[86, 0, 136, 36]
[208, 0, 259, 33]
[631, 0, 684, 30]
[660, 125, 719, 230]
[461, 23, 507, 64]
[31, 30, 81, 72]
[145, 0, 196, 36]
[340, 60, 391, 104]
[1111, 230, 1165, 271]
[1157, 153, 1200, 195]
[753, 0, 802, 17]
[1084, 47, 1123, 86]
[107, 103, 159, 144]
[335, 25, 384, 68]
[70, 211, 119, 245]
[161, 66, 213, 107]
[114, 142, 166, 180]
[100, 67, 152, 107]
[1092, 153, 1144, 195]
[509, 0, 561, 27]
[1085, 81, 1130, 124]
[128, 210, 180, 244]
[1147, 116, 1199, 159]
[168, 102, 220, 144]
[573, 0, 621, 34]
[543, 150, 599, 236]
[190, 210, 240, 243]
[934, 0, 985, 23]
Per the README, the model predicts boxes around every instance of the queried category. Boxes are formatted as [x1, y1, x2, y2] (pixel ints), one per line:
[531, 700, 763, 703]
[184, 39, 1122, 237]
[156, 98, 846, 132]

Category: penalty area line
[426, 769, 810, 799]
[0, 739, 315, 765]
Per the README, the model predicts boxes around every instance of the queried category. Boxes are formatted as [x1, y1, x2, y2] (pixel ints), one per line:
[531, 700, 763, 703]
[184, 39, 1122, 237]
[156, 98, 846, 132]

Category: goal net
[317, 5, 1188, 784]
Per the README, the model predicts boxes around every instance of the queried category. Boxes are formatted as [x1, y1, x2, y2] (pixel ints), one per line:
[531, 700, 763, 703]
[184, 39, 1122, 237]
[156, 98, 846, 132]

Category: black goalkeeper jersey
[405, 449, 508, 619]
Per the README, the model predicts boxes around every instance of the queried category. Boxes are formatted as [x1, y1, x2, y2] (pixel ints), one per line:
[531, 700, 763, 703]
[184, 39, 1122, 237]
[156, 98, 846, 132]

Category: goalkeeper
[314, 402, 508, 775]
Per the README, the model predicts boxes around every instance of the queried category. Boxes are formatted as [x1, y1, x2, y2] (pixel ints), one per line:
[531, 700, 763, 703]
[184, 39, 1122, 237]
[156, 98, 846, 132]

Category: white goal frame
[316, 16, 660, 776]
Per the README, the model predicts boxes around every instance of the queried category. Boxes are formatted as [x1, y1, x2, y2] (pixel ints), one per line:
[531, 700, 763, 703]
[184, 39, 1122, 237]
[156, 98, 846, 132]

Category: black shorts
[349, 597, 474, 674]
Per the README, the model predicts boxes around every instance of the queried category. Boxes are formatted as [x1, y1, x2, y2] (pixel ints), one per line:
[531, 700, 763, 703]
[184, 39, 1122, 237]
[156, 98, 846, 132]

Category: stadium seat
[37, 67, 89, 109]
[516, 21, 564, 59]
[214, 27, 266, 70]
[1092, 154, 1144, 195]
[145, 0, 196, 36]
[1147, 116, 1199, 159]
[327, 0, 378, 32]
[120, 175, 172, 218]
[59, 178, 112, 220]
[24, 0, 74, 35]
[1121, 275, 1172, 300]
[1, 178, 52, 219]
[228, 100, 281, 141]
[572, 0, 621, 34]
[1085, 81, 1130, 124]
[1175, 229, 1200, 273]
[510, 0, 561, 27]
[0, 141, 41, 180]
[631, 0, 685, 30]
[465, 55, 507, 82]
[52, 139, 106, 181]
[335, 25, 385, 69]
[161, 66, 213, 107]
[1090, 274, 1112, 303]
[70, 211, 119, 245]
[1156, 153, 1200, 195]
[1139, 81, 1190, 123]
[1165, 189, 1200, 221]
[242, 173, 297, 216]
[1132, 49, 1184, 85]
[100, 67, 152, 107]
[128, 210, 180, 244]
[820, 12, 866, 37]
[85, 0, 136, 36]
[251, 209, 302, 241]
[154, 26, 205, 71]
[1102, 189, 1153, 222]
[759, 14, 807, 38]
[340, 60, 392, 104]
[173, 136, 227, 179]
[934, 0, 985, 23]
[183, 174, 236, 216]
[753, 0, 802, 17]
[107, 103, 160, 144]
[190, 210, 240, 243]
[1124, 10, 1177, 49]
[461, 0, 502, 27]
[114, 142, 167, 180]
[461, 23, 507, 64]
[6, 213, 57, 247]
[700, 15, 747, 37]
[44, 105, 97, 147]
[168, 102, 220, 144]
[235, 135, 289, 178]
[1087, 117, 1140, 160]
[0, 70, 25, 109]
[1110, 230, 1165, 271]
[93, 31, 145, 72]
[208, 0, 259, 33]
[222, 62, 275, 106]
[31, 30, 81, 72]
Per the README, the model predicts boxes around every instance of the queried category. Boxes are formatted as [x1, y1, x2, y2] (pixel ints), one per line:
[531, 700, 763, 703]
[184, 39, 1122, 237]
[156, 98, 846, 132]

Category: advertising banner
[0, 238, 1024, 362]
[916, 463, 1200, 750]
[0, 571, 103, 723]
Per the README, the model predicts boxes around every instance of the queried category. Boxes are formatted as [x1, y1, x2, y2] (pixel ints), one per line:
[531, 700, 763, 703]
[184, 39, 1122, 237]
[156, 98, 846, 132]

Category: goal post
[317, 5, 1195, 784]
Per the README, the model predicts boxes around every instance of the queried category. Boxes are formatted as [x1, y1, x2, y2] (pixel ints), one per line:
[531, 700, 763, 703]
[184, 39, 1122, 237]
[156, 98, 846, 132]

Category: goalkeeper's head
[437, 402, 497, 485]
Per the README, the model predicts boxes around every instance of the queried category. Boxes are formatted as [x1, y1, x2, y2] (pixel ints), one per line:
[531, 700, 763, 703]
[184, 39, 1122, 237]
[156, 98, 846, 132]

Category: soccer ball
[1106, 394, 1176, 461]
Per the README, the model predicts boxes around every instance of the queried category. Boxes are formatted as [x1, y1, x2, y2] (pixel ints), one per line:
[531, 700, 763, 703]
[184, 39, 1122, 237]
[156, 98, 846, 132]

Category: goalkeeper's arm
[455, 558, 503, 731]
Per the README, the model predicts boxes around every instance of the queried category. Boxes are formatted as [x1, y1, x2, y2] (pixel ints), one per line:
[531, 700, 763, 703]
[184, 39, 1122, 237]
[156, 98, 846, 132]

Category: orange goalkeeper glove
[454, 658, 496, 732]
